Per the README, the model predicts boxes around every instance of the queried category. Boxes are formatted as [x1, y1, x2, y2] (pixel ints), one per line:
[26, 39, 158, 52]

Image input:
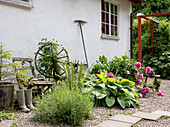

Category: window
[101, 0, 119, 38]
[0, 0, 33, 8]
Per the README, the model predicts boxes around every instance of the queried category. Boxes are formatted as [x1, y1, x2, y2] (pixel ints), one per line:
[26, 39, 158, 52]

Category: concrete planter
[0, 83, 14, 110]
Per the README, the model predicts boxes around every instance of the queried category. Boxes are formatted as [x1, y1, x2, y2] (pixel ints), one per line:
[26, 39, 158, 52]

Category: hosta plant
[82, 72, 140, 109]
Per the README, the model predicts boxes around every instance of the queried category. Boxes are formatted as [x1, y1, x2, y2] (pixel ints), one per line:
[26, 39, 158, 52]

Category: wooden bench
[12, 57, 54, 94]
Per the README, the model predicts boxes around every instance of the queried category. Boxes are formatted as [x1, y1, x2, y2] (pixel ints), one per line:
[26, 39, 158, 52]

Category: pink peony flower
[134, 62, 141, 70]
[135, 80, 140, 85]
[137, 74, 143, 79]
[140, 87, 150, 95]
[145, 67, 151, 73]
[99, 78, 102, 82]
[107, 72, 114, 78]
[157, 91, 166, 96]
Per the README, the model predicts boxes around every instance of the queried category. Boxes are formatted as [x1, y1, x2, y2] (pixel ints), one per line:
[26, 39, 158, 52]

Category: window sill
[0, 0, 34, 8]
[101, 35, 120, 40]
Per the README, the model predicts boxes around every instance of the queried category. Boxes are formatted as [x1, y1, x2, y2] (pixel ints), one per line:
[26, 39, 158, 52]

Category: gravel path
[1, 78, 170, 127]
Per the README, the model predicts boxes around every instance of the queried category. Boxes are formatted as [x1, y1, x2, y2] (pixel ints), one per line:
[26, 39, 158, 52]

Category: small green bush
[32, 84, 93, 126]
[83, 72, 140, 109]
[91, 55, 137, 81]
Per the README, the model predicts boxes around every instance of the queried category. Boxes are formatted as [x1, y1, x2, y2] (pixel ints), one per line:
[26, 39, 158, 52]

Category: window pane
[115, 26, 117, 36]
[111, 26, 114, 35]
[105, 2, 109, 12]
[102, 12, 105, 22]
[106, 24, 109, 35]
[111, 4, 114, 14]
[101, 0, 105, 11]
[115, 16, 117, 25]
[106, 13, 109, 23]
[111, 15, 114, 25]
[115, 5, 117, 15]
[102, 23, 105, 34]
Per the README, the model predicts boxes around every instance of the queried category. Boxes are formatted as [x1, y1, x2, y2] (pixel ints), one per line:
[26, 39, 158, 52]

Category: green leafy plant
[0, 111, 16, 121]
[91, 55, 137, 81]
[32, 84, 93, 126]
[83, 72, 140, 109]
[35, 38, 69, 81]
[0, 42, 31, 85]
[133, 18, 170, 79]
[32, 62, 94, 126]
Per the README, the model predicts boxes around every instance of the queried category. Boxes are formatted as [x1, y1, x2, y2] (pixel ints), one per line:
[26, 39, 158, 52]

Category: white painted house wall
[0, 0, 131, 65]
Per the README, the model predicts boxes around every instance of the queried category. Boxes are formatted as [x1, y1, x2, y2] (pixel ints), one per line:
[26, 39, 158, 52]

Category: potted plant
[0, 42, 21, 110]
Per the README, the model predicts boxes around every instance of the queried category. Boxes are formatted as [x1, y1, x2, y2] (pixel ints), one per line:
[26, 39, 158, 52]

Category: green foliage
[132, 0, 170, 20]
[36, 38, 68, 80]
[83, 72, 140, 109]
[132, 0, 170, 79]
[0, 42, 31, 84]
[0, 111, 16, 121]
[63, 62, 85, 89]
[32, 62, 94, 126]
[91, 55, 137, 81]
[133, 19, 170, 79]
[32, 84, 93, 126]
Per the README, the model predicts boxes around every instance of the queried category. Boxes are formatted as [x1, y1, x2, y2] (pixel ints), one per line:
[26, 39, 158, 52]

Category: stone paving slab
[152, 110, 170, 116]
[95, 120, 132, 127]
[109, 114, 142, 124]
[132, 111, 162, 121]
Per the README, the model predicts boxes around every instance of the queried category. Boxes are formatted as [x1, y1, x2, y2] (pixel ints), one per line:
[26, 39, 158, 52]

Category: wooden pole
[151, 21, 154, 55]
[138, 16, 142, 62]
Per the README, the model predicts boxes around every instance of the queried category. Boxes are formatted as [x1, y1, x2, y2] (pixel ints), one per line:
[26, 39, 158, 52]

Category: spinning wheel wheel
[35, 40, 69, 81]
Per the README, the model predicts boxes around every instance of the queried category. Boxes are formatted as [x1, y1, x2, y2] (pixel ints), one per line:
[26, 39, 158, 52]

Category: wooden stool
[144, 75, 160, 92]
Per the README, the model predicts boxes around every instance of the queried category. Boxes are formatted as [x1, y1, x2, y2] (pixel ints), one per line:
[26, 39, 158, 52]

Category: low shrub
[83, 72, 140, 109]
[32, 84, 93, 126]
[91, 55, 137, 81]
[32, 62, 94, 126]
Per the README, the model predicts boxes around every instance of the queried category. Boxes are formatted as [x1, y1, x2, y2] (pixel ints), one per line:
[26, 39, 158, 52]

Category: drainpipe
[130, 1, 143, 59]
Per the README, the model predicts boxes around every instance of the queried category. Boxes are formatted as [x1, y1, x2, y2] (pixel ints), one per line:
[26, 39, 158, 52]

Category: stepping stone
[132, 111, 162, 121]
[109, 114, 142, 124]
[95, 120, 132, 127]
[152, 110, 170, 116]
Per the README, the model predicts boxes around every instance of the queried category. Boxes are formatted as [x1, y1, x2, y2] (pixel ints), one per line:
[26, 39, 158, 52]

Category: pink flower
[139, 98, 147, 101]
[134, 62, 141, 70]
[135, 80, 140, 85]
[137, 74, 143, 79]
[99, 78, 102, 82]
[107, 72, 114, 78]
[157, 91, 166, 96]
[140, 87, 150, 95]
[145, 67, 151, 73]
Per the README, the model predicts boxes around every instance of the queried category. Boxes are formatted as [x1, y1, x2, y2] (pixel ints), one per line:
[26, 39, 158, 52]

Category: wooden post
[138, 16, 142, 62]
[151, 21, 154, 55]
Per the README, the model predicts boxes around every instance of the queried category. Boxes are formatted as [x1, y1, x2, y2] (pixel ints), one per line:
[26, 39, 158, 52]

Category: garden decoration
[12, 57, 53, 94]
[0, 42, 25, 110]
[0, 43, 31, 110]
[35, 38, 69, 82]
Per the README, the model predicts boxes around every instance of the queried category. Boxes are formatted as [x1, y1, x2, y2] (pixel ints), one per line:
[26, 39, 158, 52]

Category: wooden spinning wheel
[35, 39, 69, 81]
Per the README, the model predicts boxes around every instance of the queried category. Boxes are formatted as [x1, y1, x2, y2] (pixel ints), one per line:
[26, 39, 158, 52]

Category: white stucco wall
[0, 0, 131, 65]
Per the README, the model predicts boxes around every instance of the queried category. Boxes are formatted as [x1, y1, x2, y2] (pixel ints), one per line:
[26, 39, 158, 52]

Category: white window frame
[101, 0, 120, 40]
[0, 0, 33, 8]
